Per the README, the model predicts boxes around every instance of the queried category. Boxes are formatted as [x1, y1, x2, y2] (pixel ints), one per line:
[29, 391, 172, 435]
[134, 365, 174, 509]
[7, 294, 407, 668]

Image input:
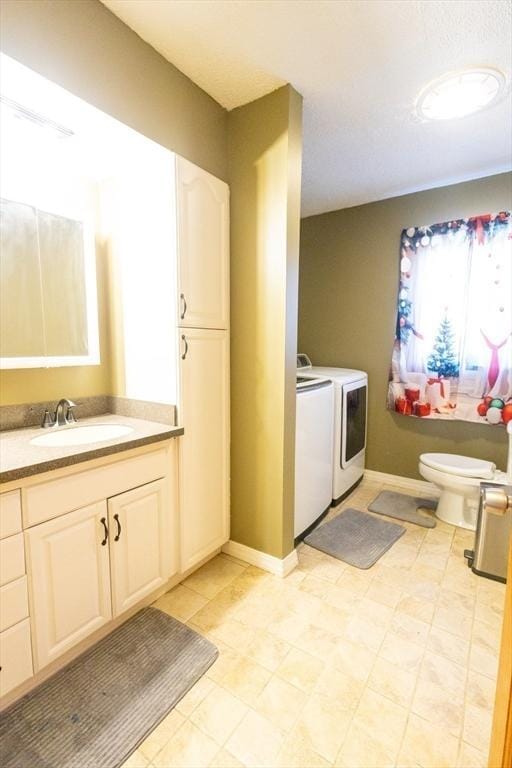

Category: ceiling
[101, 0, 512, 217]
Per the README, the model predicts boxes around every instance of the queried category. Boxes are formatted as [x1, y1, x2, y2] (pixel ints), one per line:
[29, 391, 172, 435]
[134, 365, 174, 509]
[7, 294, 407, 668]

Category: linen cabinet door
[179, 328, 230, 570]
[108, 478, 175, 617]
[25, 502, 112, 671]
[176, 156, 229, 330]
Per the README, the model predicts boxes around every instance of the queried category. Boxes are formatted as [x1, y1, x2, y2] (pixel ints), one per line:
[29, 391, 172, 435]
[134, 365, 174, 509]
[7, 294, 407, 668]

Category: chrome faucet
[41, 398, 77, 428]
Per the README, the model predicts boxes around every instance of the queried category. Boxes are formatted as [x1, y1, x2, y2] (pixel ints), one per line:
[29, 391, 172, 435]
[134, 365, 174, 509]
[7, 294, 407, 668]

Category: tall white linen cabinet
[175, 157, 230, 571]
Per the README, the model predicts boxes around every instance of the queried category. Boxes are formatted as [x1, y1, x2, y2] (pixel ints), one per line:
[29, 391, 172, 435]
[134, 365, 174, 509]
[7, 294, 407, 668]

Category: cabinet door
[179, 328, 230, 570]
[176, 156, 229, 330]
[25, 502, 111, 671]
[109, 478, 176, 616]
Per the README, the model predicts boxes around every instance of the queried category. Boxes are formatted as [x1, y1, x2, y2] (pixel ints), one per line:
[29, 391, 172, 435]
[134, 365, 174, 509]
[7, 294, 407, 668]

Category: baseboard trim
[364, 469, 438, 495]
[222, 540, 299, 577]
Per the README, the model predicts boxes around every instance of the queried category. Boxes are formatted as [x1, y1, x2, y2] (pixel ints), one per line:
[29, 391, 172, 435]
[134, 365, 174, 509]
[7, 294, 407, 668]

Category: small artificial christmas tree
[427, 313, 460, 378]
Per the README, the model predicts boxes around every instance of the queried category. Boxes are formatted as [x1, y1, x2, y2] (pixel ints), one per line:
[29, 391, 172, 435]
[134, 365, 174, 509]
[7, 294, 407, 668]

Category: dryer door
[341, 379, 367, 467]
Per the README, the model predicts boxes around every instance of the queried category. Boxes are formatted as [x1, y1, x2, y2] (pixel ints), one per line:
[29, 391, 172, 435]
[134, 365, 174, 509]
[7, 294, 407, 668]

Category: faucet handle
[66, 404, 77, 424]
[41, 409, 55, 428]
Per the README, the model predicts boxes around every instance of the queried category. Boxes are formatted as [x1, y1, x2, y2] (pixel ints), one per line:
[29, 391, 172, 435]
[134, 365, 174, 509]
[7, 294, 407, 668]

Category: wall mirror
[0, 56, 100, 369]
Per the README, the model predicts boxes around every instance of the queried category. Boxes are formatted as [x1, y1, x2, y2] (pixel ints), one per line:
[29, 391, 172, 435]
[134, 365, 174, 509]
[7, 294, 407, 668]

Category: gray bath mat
[305, 508, 405, 569]
[0, 606, 218, 768]
[368, 490, 438, 528]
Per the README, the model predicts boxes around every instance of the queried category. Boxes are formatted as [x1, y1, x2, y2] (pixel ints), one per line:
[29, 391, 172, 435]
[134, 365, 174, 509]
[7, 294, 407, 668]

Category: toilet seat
[420, 453, 495, 480]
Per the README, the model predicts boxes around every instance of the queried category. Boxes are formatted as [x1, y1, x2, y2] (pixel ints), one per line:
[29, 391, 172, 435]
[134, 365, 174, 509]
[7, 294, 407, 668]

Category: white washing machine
[295, 374, 334, 540]
[297, 355, 368, 505]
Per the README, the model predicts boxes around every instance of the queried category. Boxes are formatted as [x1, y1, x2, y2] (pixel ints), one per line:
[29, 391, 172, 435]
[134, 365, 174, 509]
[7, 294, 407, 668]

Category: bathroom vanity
[0, 415, 227, 707]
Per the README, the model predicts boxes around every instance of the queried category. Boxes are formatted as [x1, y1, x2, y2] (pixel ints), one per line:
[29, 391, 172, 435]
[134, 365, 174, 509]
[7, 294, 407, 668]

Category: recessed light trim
[416, 68, 507, 121]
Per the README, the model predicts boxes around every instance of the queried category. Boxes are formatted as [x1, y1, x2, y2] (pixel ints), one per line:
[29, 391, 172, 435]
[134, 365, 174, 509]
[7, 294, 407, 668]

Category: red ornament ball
[477, 401, 488, 417]
[502, 403, 512, 425]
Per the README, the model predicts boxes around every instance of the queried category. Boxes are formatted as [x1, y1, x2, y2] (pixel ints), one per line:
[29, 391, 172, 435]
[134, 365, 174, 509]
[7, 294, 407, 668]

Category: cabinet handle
[113, 513, 122, 542]
[180, 293, 187, 320]
[181, 334, 188, 360]
[100, 517, 108, 546]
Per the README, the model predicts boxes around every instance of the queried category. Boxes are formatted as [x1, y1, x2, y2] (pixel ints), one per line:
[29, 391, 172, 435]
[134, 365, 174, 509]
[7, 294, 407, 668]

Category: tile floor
[124, 478, 506, 768]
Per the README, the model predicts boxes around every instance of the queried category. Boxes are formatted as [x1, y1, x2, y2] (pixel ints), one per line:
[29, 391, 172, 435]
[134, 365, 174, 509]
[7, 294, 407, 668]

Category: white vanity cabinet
[0, 441, 179, 692]
[25, 501, 112, 670]
[108, 479, 172, 616]
[0, 490, 33, 697]
[176, 156, 230, 331]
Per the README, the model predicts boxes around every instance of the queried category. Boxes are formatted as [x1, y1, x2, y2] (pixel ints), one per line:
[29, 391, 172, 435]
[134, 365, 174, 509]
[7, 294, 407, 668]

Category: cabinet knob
[100, 517, 109, 546]
[181, 334, 189, 360]
[180, 293, 187, 320]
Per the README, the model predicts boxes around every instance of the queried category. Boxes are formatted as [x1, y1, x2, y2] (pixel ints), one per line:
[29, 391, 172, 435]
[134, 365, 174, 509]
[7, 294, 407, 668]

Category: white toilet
[419, 423, 512, 530]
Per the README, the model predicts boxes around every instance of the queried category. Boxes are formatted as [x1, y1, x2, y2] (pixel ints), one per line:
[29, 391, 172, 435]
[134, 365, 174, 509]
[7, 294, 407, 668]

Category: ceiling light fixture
[415, 68, 507, 121]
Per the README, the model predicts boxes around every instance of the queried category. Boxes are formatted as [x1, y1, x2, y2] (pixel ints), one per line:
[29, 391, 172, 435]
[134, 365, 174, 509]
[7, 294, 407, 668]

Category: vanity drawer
[0, 490, 22, 539]
[0, 576, 29, 632]
[0, 619, 33, 697]
[0, 533, 25, 586]
[24, 448, 169, 527]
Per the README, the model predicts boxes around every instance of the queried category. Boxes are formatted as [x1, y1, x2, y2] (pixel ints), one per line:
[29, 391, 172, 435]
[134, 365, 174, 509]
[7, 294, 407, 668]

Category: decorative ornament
[400, 255, 411, 273]
[477, 401, 488, 417]
[406, 227, 415, 237]
[486, 406, 502, 425]
[421, 235, 430, 246]
[489, 398, 505, 410]
[502, 403, 512, 425]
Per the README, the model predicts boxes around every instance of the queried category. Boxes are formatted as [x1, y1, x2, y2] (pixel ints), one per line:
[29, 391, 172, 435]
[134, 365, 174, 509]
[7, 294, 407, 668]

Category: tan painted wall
[299, 172, 512, 479]
[0, 0, 227, 406]
[228, 85, 303, 559]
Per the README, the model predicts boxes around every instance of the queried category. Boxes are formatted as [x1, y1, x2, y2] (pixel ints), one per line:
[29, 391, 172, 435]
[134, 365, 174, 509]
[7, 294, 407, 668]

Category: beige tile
[184, 557, 246, 599]
[209, 618, 256, 650]
[139, 709, 185, 761]
[379, 631, 425, 673]
[457, 741, 488, 768]
[276, 733, 331, 768]
[244, 630, 291, 672]
[336, 569, 372, 596]
[311, 602, 350, 638]
[330, 637, 376, 682]
[299, 575, 333, 599]
[397, 713, 459, 768]
[294, 694, 352, 762]
[469, 640, 499, 680]
[221, 656, 272, 706]
[175, 676, 216, 717]
[343, 614, 386, 652]
[336, 721, 396, 768]
[474, 600, 505, 629]
[121, 750, 151, 768]
[268, 611, 312, 644]
[191, 686, 248, 745]
[437, 586, 475, 616]
[395, 593, 435, 624]
[255, 675, 307, 732]
[420, 651, 467, 695]
[209, 748, 244, 767]
[314, 663, 364, 709]
[204, 643, 242, 684]
[411, 677, 464, 737]
[391, 610, 431, 646]
[366, 579, 402, 608]
[466, 669, 497, 710]
[427, 624, 470, 666]
[351, 688, 408, 754]
[276, 647, 324, 693]
[294, 624, 338, 659]
[152, 584, 209, 621]
[226, 709, 284, 767]
[355, 596, 394, 628]
[367, 655, 416, 707]
[472, 618, 502, 654]
[463, 703, 494, 753]
[153, 720, 219, 768]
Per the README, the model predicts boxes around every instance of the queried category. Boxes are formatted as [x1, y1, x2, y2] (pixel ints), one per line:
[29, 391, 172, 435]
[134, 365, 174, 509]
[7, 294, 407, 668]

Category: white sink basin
[30, 424, 134, 448]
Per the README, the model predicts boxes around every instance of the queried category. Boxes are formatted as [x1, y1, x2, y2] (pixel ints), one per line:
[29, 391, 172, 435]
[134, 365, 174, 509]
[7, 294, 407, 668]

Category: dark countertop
[0, 414, 184, 484]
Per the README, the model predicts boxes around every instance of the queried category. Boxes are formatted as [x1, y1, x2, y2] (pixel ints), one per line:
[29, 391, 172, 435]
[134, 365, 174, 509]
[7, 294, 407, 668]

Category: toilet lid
[420, 453, 496, 479]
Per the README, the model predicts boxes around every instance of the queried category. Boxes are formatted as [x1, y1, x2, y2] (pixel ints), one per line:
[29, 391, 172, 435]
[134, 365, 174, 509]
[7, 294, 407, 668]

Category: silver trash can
[464, 482, 512, 583]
